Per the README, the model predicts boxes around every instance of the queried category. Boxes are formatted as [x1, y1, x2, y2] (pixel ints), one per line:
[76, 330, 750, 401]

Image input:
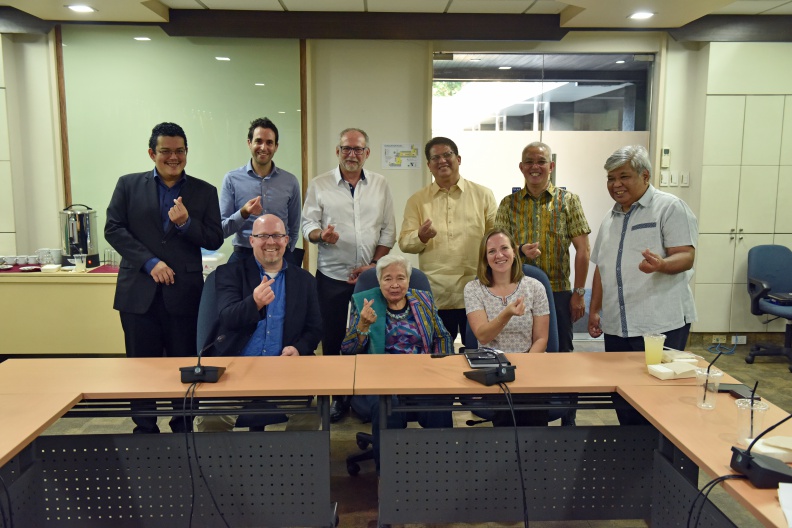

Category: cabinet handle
[739, 236, 744, 240]
[730, 228, 736, 233]
[730, 236, 735, 240]
[739, 228, 744, 233]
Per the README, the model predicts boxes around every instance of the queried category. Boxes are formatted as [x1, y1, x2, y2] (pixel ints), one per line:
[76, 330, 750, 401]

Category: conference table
[0, 355, 356, 528]
[0, 352, 788, 527]
[353, 352, 784, 528]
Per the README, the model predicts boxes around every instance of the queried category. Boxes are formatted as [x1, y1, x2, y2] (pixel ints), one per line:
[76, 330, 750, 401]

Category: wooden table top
[0, 391, 83, 467]
[353, 352, 739, 395]
[0, 356, 357, 398]
[619, 384, 791, 528]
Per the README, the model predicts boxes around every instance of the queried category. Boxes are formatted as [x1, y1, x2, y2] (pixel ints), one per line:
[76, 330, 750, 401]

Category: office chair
[462, 264, 571, 423]
[196, 270, 219, 353]
[345, 266, 432, 476]
[744, 245, 792, 372]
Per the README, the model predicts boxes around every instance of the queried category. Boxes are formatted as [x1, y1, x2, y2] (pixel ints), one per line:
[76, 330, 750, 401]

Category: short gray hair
[375, 254, 412, 282]
[604, 145, 652, 176]
[522, 141, 552, 160]
[339, 128, 369, 147]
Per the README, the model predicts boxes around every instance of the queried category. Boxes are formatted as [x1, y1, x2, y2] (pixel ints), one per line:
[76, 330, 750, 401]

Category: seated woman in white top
[464, 228, 551, 425]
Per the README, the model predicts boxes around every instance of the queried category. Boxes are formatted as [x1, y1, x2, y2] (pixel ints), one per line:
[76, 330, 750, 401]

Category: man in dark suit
[198, 214, 321, 431]
[105, 122, 223, 434]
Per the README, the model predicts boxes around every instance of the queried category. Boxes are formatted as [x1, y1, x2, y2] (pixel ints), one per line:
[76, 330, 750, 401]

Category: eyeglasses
[428, 151, 456, 163]
[251, 233, 288, 240]
[522, 160, 549, 167]
[157, 148, 187, 157]
[339, 146, 368, 155]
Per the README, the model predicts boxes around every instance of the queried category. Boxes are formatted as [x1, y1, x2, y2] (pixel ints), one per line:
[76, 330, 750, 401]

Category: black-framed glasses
[251, 233, 288, 240]
[522, 159, 549, 167]
[429, 151, 456, 163]
[339, 146, 368, 155]
[156, 148, 187, 157]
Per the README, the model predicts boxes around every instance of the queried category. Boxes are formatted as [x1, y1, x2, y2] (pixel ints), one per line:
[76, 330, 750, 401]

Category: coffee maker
[59, 204, 100, 268]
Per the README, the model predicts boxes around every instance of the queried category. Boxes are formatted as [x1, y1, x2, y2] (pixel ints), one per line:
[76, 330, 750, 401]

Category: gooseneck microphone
[180, 334, 226, 383]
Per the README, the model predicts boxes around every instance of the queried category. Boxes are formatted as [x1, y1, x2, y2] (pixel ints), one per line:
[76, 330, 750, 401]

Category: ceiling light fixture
[215, 57, 231, 61]
[67, 5, 96, 13]
[499, 66, 512, 70]
[629, 12, 654, 20]
[616, 60, 626, 64]
[254, 83, 265, 86]
[469, 58, 481, 62]
[134, 37, 151, 41]
[278, 111, 286, 114]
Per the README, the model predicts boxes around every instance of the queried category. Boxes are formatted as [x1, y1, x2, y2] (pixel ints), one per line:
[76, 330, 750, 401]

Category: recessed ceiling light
[499, 66, 512, 70]
[215, 57, 231, 61]
[616, 60, 626, 64]
[469, 58, 481, 62]
[254, 83, 265, 86]
[67, 5, 96, 13]
[278, 111, 286, 114]
[629, 12, 654, 20]
[134, 37, 151, 41]
[297, 109, 301, 112]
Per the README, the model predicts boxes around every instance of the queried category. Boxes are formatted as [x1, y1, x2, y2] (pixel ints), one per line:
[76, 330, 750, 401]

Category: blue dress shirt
[241, 259, 288, 356]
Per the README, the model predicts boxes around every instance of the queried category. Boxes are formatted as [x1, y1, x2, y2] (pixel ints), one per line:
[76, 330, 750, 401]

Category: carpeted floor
[39, 337, 791, 528]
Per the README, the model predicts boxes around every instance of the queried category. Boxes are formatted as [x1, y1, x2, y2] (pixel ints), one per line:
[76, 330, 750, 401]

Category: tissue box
[648, 362, 698, 380]
[662, 350, 699, 364]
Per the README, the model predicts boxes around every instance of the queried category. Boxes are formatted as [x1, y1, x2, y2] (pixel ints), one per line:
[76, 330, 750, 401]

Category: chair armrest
[747, 277, 771, 316]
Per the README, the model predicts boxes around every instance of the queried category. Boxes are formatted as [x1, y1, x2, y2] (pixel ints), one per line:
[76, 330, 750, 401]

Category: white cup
[27, 255, 39, 265]
[50, 248, 63, 264]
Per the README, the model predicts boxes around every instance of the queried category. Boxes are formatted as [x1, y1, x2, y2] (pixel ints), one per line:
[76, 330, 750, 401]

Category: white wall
[1, 33, 64, 254]
[306, 39, 432, 270]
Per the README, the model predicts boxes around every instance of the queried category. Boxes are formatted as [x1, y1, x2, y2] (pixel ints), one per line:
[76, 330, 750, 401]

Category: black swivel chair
[745, 245, 792, 372]
[196, 270, 219, 353]
[345, 266, 433, 476]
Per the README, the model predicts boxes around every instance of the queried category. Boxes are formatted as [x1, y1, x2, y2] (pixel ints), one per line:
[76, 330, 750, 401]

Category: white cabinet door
[737, 166, 779, 233]
[781, 96, 792, 165]
[775, 166, 792, 233]
[692, 283, 732, 332]
[703, 96, 745, 166]
[696, 234, 735, 284]
[732, 233, 774, 284]
[742, 96, 785, 165]
[698, 166, 740, 233]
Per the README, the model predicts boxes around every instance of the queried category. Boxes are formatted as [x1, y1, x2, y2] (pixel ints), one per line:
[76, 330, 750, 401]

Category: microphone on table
[464, 349, 516, 386]
[180, 334, 226, 383]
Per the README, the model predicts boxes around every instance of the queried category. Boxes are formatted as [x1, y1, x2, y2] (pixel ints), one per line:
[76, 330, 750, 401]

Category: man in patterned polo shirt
[495, 141, 591, 354]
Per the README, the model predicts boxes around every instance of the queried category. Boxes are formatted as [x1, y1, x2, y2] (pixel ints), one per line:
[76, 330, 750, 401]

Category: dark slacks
[604, 323, 692, 425]
[438, 308, 467, 342]
[316, 270, 355, 356]
[119, 287, 197, 434]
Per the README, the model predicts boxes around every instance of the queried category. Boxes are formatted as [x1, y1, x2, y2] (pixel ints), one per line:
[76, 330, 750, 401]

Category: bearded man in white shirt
[301, 128, 396, 422]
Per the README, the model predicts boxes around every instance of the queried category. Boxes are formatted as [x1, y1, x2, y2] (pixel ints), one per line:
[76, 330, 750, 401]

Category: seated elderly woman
[341, 254, 453, 471]
[464, 228, 551, 425]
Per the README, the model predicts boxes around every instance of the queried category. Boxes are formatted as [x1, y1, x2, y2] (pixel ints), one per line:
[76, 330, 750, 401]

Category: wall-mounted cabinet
[693, 94, 790, 333]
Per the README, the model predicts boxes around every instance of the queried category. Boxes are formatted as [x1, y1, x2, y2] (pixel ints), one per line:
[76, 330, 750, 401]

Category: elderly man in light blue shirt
[220, 117, 301, 265]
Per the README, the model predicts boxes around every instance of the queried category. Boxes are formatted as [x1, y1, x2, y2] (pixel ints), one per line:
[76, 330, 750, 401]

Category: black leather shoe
[330, 400, 350, 423]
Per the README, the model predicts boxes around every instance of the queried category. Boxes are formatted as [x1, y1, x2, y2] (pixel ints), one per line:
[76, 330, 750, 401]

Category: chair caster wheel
[347, 462, 360, 476]
[745, 356, 755, 364]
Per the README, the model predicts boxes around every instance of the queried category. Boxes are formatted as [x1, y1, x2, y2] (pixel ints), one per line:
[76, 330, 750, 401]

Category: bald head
[250, 214, 289, 272]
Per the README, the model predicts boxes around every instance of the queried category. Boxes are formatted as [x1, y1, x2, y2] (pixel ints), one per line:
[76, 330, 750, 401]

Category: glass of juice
[643, 333, 666, 366]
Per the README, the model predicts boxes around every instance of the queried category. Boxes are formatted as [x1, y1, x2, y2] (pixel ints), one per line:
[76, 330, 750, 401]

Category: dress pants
[119, 287, 197, 434]
[604, 323, 691, 425]
[316, 270, 355, 357]
[438, 308, 467, 343]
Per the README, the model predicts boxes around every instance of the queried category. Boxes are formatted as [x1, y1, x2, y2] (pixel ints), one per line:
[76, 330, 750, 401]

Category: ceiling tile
[200, 0, 284, 9]
[367, 0, 448, 13]
[2, 0, 171, 22]
[161, 0, 206, 8]
[712, 0, 789, 14]
[283, 0, 364, 11]
[525, 1, 568, 15]
[763, 1, 792, 13]
[447, 0, 536, 15]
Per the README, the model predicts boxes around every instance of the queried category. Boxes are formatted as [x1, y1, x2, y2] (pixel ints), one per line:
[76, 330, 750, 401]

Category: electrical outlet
[712, 335, 727, 344]
[732, 335, 747, 345]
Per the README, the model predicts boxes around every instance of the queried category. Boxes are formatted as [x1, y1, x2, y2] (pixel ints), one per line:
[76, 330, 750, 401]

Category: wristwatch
[573, 287, 586, 296]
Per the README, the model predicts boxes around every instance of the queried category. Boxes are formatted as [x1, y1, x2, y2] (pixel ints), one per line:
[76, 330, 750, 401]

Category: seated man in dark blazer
[105, 122, 223, 434]
[202, 214, 322, 431]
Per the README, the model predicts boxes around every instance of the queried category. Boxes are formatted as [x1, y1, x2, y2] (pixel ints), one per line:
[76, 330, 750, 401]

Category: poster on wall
[382, 143, 419, 170]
